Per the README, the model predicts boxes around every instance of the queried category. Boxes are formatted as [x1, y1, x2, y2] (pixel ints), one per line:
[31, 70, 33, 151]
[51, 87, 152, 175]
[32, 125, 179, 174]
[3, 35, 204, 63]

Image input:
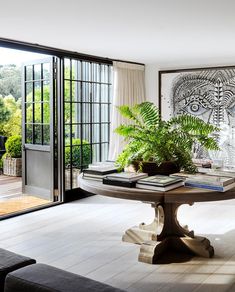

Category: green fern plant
[115, 102, 220, 173]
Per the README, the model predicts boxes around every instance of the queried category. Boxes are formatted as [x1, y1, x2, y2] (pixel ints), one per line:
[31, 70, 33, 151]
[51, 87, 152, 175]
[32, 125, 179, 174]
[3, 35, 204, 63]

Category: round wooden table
[78, 175, 235, 264]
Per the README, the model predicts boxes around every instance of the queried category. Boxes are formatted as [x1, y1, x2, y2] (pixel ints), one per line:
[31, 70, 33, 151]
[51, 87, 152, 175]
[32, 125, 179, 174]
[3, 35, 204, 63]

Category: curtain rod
[0, 37, 144, 66]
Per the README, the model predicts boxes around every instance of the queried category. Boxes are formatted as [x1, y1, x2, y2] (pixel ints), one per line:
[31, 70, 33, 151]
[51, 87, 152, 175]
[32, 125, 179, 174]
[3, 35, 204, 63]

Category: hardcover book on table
[185, 181, 235, 192]
[83, 173, 108, 180]
[185, 175, 234, 186]
[83, 166, 118, 175]
[106, 172, 148, 182]
[136, 181, 184, 191]
[103, 178, 136, 188]
[137, 175, 183, 186]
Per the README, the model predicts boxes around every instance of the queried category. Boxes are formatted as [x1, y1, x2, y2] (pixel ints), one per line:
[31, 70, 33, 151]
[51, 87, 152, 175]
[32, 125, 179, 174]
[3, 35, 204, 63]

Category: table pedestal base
[122, 202, 214, 264]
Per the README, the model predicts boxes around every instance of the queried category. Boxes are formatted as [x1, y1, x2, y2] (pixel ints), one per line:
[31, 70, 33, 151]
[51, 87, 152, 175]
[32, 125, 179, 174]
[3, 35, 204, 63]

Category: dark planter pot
[133, 161, 180, 176]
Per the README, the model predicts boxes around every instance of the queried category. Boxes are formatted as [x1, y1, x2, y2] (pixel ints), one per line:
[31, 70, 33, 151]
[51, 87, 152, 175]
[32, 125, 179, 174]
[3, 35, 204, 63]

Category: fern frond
[117, 105, 141, 125]
[114, 125, 138, 137]
[137, 102, 160, 128]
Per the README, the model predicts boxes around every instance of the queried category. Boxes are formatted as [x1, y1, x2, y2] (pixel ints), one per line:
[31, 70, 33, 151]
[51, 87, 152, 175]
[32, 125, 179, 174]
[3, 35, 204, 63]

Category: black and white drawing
[160, 67, 235, 166]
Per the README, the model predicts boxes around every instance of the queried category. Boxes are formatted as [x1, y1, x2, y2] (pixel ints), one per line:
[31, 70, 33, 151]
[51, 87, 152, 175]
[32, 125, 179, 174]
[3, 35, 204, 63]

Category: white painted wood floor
[0, 195, 235, 292]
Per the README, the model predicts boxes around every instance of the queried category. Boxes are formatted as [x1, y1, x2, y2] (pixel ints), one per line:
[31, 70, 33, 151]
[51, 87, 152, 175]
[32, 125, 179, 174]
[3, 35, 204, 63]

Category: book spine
[185, 182, 223, 191]
[185, 179, 225, 187]
[103, 179, 136, 188]
[83, 169, 117, 175]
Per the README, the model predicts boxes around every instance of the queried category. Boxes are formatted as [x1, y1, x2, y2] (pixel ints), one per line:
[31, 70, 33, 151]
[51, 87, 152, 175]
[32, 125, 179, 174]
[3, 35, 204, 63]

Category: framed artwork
[159, 66, 235, 166]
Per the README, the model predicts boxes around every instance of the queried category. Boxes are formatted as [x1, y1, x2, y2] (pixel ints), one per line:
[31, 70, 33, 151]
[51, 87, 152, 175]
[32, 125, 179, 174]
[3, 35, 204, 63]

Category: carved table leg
[122, 203, 164, 244]
[138, 203, 214, 264]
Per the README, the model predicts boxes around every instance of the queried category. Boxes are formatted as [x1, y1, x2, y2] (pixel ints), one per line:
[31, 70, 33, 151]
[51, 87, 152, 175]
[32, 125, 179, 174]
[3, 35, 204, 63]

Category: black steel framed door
[22, 57, 57, 201]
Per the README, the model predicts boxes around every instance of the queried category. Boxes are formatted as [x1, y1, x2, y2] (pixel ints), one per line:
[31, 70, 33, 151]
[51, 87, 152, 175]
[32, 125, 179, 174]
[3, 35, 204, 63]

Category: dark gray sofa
[0, 248, 36, 292]
[4, 263, 125, 292]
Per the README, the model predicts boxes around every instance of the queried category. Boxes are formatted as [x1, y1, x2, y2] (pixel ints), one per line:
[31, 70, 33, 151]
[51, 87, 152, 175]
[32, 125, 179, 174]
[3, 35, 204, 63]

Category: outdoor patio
[0, 175, 49, 216]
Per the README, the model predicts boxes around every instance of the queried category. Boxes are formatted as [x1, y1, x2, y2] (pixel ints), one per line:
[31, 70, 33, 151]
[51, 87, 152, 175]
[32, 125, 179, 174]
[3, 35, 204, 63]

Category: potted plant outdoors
[115, 102, 220, 175]
[3, 135, 22, 176]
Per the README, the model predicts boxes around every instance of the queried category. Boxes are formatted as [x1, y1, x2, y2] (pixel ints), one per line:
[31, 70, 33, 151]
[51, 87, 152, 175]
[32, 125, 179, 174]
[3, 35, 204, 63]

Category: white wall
[145, 57, 235, 107]
[145, 64, 159, 105]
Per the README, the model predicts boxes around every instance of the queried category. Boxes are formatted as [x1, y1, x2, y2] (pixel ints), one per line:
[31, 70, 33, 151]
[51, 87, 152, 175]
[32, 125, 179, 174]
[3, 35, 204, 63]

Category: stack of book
[136, 175, 184, 191]
[83, 163, 118, 181]
[103, 172, 148, 188]
[184, 175, 235, 192]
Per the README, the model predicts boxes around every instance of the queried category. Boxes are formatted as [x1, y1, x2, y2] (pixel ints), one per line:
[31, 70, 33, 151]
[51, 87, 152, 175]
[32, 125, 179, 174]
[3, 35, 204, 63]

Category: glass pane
[26, 103, 33, 123]
[101, 64, 108, 83]
[34, 125, 42, 144]
[34, 81, 41, 102]
[26, 65, 33, 81]
[43, 125, 50, 145]
[101, 124, 108, 142]
[92, 144, 100, 162]
[64, 102, 71, 124]
[71, 81, 77, 102]
[82, 103, 90, 123]
[92, 63, 100, 82]
[72, 102, 80, 124]
[34, 64, 41, 80]
[92, 124, 100, 143]
[42, 63, 50, 80]
[72, 59, 77, 81]
[72, 137, 81, 146]
[43, 81, 50, 102]
[64, 58, 71, 79]
[101, 104, 109, 122]
[26, 124, 33, 144]
[74, 81, 81, 102]
[43, 102, 50, 124]
[34, 103, 41, 123]
[93, 84, 100, 102]
[101, 84, 108, 102]
[74, 60, 81, 80]
[64, 81, 76, 101]
[82, 124, 90, 142]
[64, 80, 71, 101]
[72, 125, 81, 140]
[82, 82, 90, 102]
[82, 62, 91, 82]
[26, 83, 33, 102]
[64, 125, 70, 141]
[101, 143, 109, 161]
[92, 104, 99, 122]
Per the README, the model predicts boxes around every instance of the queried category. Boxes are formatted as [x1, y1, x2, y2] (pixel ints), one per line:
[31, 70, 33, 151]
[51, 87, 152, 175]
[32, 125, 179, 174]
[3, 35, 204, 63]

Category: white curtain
[108, 61, 146, 161]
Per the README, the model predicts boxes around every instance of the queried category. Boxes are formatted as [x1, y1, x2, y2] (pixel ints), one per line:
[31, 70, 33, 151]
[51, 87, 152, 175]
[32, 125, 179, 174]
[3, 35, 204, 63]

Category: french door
[22, 57, 58, 201]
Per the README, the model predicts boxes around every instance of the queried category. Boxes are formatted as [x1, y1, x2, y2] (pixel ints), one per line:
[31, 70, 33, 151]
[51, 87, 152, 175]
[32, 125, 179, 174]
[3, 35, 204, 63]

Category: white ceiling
[1, 0, 235, 65]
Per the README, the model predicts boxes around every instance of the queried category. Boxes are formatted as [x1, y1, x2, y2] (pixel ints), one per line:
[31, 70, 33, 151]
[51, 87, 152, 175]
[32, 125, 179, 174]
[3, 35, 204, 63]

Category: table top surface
[78, 174, 235, 204]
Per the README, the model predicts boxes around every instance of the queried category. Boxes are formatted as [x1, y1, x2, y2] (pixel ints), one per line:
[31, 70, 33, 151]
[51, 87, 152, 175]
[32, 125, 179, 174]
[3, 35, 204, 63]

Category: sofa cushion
[4, 263, 125, 292]
[0, 248, 36, 292]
